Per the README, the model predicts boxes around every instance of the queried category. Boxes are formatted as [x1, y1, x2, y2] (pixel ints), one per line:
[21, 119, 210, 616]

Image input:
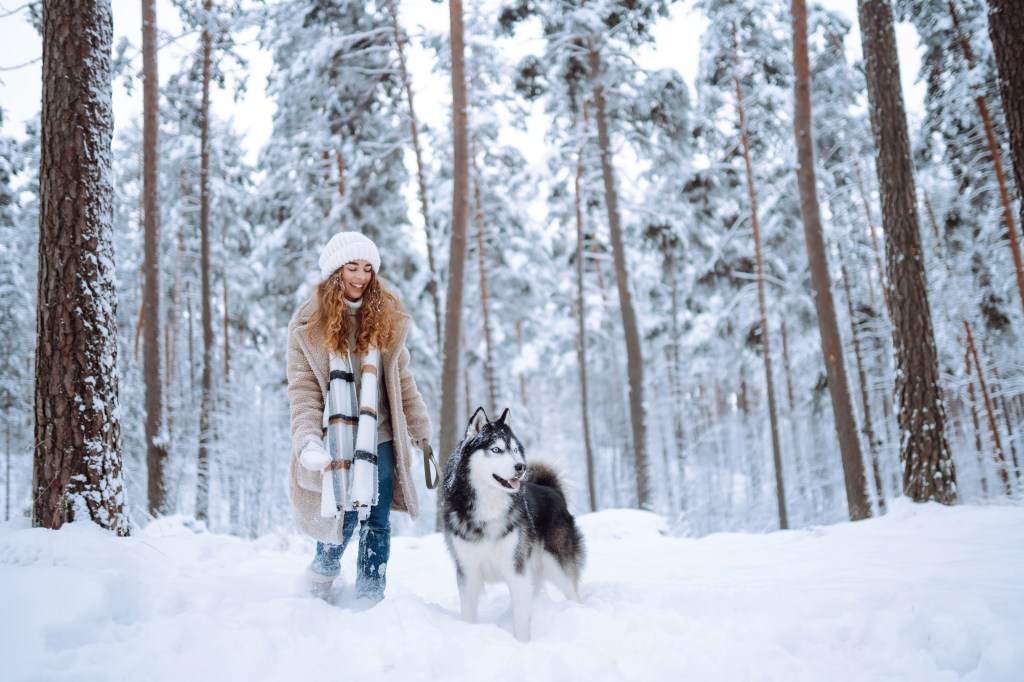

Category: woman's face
[340, 260, 373, 301]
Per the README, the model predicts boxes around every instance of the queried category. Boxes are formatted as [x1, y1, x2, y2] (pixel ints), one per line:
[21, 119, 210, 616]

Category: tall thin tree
[857, 0, 957, 503]
[142, 0, 169, 516]
[792, 0, 871, 520]
[33, 0, 128, 534]
[574, 112, 598, 512]
[734, 69, 787, 529]
[587, 41, 651, 509]
[196, 0, 215, 522]
[437, 0, 471, 525]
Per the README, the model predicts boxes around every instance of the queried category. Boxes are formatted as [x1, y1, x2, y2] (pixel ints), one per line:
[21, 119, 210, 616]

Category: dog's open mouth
[493, 474, 522, 492]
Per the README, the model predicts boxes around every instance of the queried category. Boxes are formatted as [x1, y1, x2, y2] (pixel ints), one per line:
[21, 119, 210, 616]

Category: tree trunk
[574, 130, 598, 512]
[142, 0, 169, 517]
[964, 354, 990, 498]
[779, 320, 809, 504]
[857, 0, 957, 504]
[587, 42, 651, 509]
[734, 72, 787, 529]
[33, 0, 128, 535]
[196, 0, 214, 522]
[792, 0, 872, 521]
[667, 265, 686, 511]
[471, 145, 498, 412]
[437, 0, 471, 527]
[385, 0, 443, 352]
[839, 256, 886, 513]
[949, 1, 1024, 315]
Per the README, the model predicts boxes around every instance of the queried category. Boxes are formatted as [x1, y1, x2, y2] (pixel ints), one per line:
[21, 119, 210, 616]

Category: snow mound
[576, 508, 669, 541]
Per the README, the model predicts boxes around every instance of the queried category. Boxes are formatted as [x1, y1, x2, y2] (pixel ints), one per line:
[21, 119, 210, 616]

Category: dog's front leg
[508, 572, 533, 642]
[457, 567, 482, 624]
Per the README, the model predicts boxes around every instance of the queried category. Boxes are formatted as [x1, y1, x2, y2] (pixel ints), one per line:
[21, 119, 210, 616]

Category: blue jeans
[310, 440, 394, 600]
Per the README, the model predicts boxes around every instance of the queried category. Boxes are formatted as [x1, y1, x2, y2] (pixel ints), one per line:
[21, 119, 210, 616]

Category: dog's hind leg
[543, 553, 582, 603]
[508, 572, 533, 642]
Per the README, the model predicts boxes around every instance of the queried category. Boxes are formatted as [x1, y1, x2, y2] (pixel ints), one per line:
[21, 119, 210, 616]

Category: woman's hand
[300, 438, 331, 472]
[411, 437, 428, 451]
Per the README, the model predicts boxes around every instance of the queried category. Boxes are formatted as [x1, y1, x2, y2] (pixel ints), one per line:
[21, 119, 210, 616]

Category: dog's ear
[466, 407, 488, 439]
[496, 408, 511, 431]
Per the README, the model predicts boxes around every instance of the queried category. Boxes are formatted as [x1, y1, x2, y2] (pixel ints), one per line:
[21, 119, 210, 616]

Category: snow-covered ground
[2, 499, 1022, 681]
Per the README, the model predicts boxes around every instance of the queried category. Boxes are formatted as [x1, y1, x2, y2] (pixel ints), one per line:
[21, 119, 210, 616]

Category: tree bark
[792, 0, 872, 520]
[196, 0, 214, 522]
[437, 0, 471, 527]
[33, 0, 128, 534]
[857, 0, 957, 504]
[734, 72, 787, 529]
[587, 43, 651, 509]
[142, 0, 169, 517]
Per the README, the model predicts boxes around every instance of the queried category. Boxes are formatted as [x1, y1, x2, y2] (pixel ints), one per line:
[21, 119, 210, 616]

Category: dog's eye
[490, 446, 501, 453]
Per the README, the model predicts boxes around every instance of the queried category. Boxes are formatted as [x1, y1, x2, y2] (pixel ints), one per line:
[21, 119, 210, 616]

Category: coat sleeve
[286, 315, 324, 462]
[396, 344, 432, 443]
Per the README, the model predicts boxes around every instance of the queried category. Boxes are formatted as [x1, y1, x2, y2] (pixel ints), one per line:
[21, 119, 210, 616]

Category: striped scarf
[319, 346, 380, 521]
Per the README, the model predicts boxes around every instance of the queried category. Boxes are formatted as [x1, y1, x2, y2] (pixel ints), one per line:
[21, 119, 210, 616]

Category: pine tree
[142, 0, 170, 516]
[857, 0, 958, 503]
[33, 0, 128, 534]
[438, 0, 472, 522]
[792, 0, 871, 521]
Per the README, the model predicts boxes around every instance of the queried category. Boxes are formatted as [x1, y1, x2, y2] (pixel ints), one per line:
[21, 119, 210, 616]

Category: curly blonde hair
[308, 270, 404, 356]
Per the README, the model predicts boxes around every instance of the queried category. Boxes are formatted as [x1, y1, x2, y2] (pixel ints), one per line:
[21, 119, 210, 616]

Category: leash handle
[420, 441, 440, 489]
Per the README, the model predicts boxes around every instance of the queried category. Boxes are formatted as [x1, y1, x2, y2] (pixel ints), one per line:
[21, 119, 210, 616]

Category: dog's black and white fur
[441, 407, 586, 642]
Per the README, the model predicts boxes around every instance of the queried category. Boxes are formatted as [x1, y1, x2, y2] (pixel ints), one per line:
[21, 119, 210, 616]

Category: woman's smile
[341, 260, 373, 300]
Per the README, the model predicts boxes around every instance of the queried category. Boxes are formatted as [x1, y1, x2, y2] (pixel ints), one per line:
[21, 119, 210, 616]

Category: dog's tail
[527, 461, 572, 504]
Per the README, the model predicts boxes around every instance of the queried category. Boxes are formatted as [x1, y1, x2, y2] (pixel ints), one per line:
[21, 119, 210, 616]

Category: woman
[286, 231, 431, 601]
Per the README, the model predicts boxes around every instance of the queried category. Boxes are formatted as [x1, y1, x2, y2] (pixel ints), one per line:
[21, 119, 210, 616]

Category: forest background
[1, 0, 1021, 538]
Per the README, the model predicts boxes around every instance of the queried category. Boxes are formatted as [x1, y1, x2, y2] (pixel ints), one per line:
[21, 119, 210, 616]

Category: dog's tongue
[508, 477, 521, 491]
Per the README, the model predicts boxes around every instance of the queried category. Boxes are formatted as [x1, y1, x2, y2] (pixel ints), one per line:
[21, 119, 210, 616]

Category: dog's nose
[514, 463, 526, 476]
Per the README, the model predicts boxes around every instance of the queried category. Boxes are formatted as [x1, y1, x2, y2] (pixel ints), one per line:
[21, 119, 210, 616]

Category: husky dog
[441, 407, 586, 642]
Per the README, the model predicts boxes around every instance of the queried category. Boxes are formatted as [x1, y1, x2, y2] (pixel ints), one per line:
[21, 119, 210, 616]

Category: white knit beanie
[319, 232, 381, 281]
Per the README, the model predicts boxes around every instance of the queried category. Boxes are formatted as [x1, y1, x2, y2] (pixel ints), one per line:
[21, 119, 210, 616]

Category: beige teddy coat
[286, 292, 431, 544]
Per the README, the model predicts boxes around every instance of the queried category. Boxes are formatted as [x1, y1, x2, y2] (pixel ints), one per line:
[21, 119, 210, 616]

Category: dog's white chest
[451, 532, 520, 583]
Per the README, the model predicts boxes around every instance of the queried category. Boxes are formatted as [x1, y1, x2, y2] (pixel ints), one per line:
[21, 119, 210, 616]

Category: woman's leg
[355, 440, 395, 600]
[309, 513, 358, 582]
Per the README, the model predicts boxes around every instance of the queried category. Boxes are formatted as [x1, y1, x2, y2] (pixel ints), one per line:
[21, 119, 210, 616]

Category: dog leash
[420, 441, 440, 489]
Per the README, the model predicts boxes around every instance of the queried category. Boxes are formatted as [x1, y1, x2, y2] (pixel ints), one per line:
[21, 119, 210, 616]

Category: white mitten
[300, 438, 331, 472]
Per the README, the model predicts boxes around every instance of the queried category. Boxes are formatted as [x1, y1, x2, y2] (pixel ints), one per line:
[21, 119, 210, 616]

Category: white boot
[306, 565, 336, 601]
